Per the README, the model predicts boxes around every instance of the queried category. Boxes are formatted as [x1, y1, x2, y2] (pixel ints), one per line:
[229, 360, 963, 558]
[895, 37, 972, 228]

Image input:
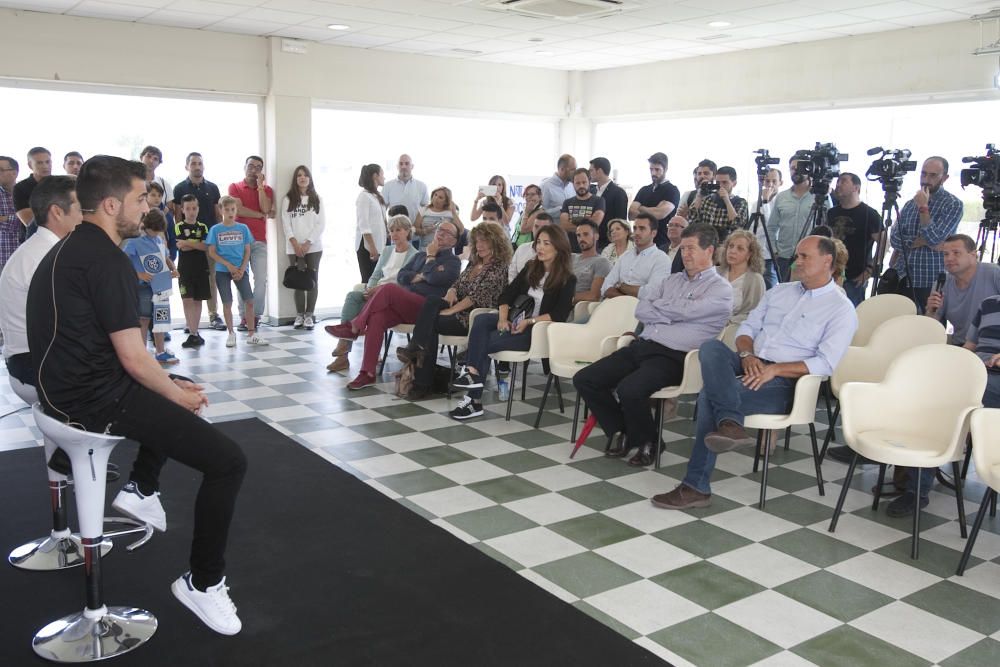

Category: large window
[310, 107, 558, 313]
[1, 84, 261, 320]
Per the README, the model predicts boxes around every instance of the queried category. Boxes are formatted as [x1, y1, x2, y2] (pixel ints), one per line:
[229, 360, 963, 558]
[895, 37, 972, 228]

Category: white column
[558, 70, 592, 163]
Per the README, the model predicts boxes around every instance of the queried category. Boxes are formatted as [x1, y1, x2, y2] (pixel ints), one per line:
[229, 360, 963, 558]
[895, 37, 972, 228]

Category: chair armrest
[839, 381, 894, 442]
[528, 321, 551, 358]
[678, 350, 703, 394]
[467, 308, 496, 331]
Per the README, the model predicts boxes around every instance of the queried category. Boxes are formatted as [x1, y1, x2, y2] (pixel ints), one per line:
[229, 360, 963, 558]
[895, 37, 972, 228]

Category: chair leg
[829, 453, 860, 533]
[872, 464, 887, 511]
[784, 425, 792, 451]
[655, 399, 665, 470]
[957, 489, 995, 576]
[759, 430, 773, 509]
[534, 374, 554, 428]
[521, 361, 528, 401]
[570, 393, 581, 443]
[911, 468, 922, 559]
[378, 330, 393, 375]
[953, 461, 968, 539]
[752, 430, 763, 473]
[554, 376, 565, 413]
[960, 436, 973, 480]
[822, 381, 836, 443]
[993, 492, 998, 518]
[808, 423, 824, 496]
[505, 362, 518, 421]
[819, 402, 840, 461]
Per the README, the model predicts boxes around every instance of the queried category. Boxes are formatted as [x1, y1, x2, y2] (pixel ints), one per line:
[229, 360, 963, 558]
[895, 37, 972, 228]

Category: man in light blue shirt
[575, 224, 733, 467]
[652, 235, 857, 509]
[382, 154, 429, 221]
[601, 213, 671, 298]
[540, 154, 576, 219]
[766, 157, 831, 281]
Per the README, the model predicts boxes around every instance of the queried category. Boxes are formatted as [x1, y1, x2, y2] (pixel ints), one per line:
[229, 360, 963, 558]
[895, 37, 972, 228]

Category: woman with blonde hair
[415, 186, 463, 249]
[398, 222, 513, 399]
[716, 229, 766, 326]
[601, 218, 634, 264]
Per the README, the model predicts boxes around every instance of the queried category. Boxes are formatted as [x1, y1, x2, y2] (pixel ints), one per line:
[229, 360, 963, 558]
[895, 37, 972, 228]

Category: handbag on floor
[394, 361, 416, 398]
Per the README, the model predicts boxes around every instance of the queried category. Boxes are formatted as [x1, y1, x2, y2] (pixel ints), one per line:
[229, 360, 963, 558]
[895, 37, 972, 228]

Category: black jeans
[357, 241, 376, 284]
[99, 383, 247, 590]
[573, 338, 686, 447]
[410, 297, 468, 390]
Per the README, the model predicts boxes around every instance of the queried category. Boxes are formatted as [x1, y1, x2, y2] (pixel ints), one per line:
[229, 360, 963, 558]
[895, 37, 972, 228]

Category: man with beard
[684, 165, 748, 244]
[228, 155, 274, 330]
[174, 152, 224, 330]
[628, 152, 680, 250]
[889, 156, 964, 311]
[572, 220, 612, 305]
[26, 155, 247, 636]
[767, 157, 831, 281]
[677, 159, 718, 217]
[560, 168, 605, 253]
[828, 173, 884, 305]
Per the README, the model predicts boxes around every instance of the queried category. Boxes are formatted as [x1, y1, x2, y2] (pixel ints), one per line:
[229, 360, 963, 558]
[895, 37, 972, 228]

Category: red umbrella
[570, 414, 598, 459]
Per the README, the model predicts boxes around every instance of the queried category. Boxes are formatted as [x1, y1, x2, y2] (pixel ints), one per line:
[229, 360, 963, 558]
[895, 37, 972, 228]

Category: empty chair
[851, 293, 917, 347]
[957, 408, 1000, 575]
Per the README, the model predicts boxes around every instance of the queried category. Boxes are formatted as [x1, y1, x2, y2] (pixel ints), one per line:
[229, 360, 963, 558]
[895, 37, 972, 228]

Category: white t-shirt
[0, 225, 60, 358]
[527, 273, 547, 318]
[281, 195, 326, 255]
[378, 249, 410, 286]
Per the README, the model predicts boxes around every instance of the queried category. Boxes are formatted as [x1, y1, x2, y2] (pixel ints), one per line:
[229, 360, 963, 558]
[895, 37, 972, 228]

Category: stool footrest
[103, 516, 154, 552]
[33, 606, 157, 662]
[9, 534, 111, 571]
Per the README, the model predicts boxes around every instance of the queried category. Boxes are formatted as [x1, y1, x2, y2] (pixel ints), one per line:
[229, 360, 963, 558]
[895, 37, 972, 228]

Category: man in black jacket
[589, 157, 628, 250]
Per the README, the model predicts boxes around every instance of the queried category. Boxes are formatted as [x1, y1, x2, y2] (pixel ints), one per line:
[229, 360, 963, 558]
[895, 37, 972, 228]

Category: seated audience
[510, 212, 554, 281]
[664, 216, 687, 264]
[716, 229, 766, 326]
[651, 236, 856, 509]
[572, 221, 612, 305]
[601, 213, 670, 298]
[601, 218, 634, 265]
[965, 294, 1000, 408]
[575, 224, 732, 467]
[398, 223, 512, 399]
[449, 226, 576, 420]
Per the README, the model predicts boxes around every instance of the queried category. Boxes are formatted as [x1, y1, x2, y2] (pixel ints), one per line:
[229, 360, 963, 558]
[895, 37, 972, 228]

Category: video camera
[961, 144, 1000, 216]
[754, 148, 780, 179]
[866, 147, 916, 194]
[792, 142, 847, 183]
[699, 182, 720, 196]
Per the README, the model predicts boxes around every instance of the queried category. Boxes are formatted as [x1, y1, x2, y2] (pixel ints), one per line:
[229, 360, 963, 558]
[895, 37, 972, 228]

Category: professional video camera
[866, 147, 916, 194]
[792, 142, 848, 194]
[753, 148, 780, 178]
[961, 144, 1000, 217]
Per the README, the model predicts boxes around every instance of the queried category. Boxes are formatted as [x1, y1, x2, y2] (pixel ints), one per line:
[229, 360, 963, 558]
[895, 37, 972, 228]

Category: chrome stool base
[33, 605, 157, 663]
[8, 533, 110, 571]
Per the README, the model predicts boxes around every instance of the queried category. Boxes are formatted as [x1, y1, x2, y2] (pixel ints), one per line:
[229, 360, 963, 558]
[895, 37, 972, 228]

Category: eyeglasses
[436, 229, 457, 238]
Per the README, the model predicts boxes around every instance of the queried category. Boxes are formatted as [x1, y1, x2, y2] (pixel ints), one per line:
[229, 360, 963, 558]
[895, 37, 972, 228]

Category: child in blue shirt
[207, 196, 267, 347]
[123, 208, 178, 364]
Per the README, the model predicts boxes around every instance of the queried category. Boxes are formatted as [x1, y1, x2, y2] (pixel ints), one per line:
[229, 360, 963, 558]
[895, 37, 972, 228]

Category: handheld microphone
[934, 271, 946, 293]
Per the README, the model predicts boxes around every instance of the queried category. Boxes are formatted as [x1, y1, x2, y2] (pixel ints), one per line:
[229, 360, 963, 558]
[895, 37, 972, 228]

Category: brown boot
[704, 419, 754, 453]
[327, 355, 350, 374]
[332, 339, 352, 357]
[651, 485, 711, 510]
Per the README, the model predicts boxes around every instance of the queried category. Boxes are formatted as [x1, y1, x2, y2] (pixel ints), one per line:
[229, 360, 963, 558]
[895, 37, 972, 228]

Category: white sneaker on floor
[226, 332, 237, 348]
[247, 333, 268, 345]
[293, 314, 304, 329]
[303, 314, 315, 330]
[171, 572, 242, 635]
[112, 481, 167, 532]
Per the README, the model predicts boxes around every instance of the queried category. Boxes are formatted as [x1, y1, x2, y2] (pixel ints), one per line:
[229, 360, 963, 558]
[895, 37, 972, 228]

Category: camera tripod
[975, 213, 1000, 263]
[745, 172, 779, 284]
[782, 181, 832, 281]
[870, 183, 905, 299]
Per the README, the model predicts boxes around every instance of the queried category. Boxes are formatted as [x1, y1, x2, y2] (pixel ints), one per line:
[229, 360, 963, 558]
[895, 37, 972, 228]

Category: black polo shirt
[632, 180, 680, 248]
[598, 181, 629, 248]
[27, 222, 139, 424]
[173, 178, 222, 227]
[12, 175, 40, 213]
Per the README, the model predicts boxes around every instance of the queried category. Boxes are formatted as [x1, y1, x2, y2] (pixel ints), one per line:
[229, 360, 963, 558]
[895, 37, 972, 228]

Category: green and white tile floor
[3, 323, 1000, 667]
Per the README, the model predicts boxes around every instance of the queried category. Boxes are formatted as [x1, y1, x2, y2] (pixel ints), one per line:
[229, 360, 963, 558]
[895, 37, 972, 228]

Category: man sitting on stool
[651, 236, 856, 509]
[26, 156, 247, 636]
[574, 224, 732, 467]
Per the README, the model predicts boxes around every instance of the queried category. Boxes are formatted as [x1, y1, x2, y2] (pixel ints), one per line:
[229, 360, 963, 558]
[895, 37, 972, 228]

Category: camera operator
[828, 173, 884, 306]
[767, 157, 830, 282]
[757, 168, 782, 288]
[888, 157, 963, 312]
[676, 159, 717, 218]
[684, 165, 747, 243]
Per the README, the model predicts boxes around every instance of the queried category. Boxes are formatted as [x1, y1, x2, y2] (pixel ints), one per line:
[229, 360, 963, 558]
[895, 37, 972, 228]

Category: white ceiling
[3, 0, 997, 71]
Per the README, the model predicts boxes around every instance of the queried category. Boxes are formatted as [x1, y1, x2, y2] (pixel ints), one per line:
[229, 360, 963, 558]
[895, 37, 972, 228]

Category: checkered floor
[3, 322, 1000, 667]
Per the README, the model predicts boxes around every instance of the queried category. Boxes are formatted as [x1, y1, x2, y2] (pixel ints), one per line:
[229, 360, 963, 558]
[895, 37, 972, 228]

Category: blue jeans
[238, 240, 268, 320]
[843, 278, 868, 306]
[681, 339, 795, 495]
[465, 313, 531, 400]
[762, 259, 778, 290]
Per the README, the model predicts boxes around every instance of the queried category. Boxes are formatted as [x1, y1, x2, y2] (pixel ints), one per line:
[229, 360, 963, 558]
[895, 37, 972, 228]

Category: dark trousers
[357, 241, 376, 284]
[410, 297, 467, 390]
[99, 383, 247, 590]
[573, 338, 686, 447]
[465, 313, 532, 400]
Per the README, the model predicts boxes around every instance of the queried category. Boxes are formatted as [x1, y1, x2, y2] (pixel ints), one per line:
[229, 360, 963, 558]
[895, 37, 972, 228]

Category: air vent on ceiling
[451, 48, 484, 55]
[698, 34, 731, 41]
[481, 0, 637, 21]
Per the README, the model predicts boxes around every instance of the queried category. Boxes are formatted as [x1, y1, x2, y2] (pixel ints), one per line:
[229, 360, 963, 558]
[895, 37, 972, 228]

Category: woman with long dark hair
[356, 163, 387, 283]
[281, 165, 325, 330]
[449, 226, 576, 420]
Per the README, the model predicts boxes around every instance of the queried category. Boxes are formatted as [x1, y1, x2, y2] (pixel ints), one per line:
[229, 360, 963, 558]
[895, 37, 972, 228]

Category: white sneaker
[112, 481, 167, 532]
[293, 314, 304, 329]
[303, 314, 315, 330]
[171, 572, 242, 635]
[226, 332, 237, 348]
[247, 333, 268, 345]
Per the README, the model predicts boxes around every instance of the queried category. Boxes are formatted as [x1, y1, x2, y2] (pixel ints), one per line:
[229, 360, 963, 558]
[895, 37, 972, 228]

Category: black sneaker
[211, 315, 227, 331]
[181, 334, 205, 349]
[450, 367, 483, 390]
[449, 396, 483, 420]
[886, 491, 930, 518]
[184, 327, 191, 334]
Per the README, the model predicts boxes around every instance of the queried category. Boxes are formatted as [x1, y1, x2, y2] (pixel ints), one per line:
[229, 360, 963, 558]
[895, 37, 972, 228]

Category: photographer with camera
[888, 157, 963, 312]
[767, 157, 830, 282]
[676, 159, 717, 218]
[829, 173, 884, 305]
[684, 165, 747, 243]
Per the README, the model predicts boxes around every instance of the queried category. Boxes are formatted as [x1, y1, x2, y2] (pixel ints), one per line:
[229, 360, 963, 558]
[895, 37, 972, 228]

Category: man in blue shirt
[652, 235, 857, 509]
[889, 157, 963, 312]
[575, 224, 732, 467]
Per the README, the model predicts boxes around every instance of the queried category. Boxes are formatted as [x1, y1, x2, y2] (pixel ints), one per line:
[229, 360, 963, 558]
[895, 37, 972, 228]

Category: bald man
[383, 153, 429, 222]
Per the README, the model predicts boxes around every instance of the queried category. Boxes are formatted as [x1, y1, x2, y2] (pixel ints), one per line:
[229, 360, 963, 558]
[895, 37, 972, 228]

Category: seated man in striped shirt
[967, 294, 1000, 408]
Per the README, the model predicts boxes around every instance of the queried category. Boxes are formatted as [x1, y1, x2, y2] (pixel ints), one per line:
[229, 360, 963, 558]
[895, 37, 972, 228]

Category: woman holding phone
[448, 226, 576, 420]
[470, 174, 515, 227]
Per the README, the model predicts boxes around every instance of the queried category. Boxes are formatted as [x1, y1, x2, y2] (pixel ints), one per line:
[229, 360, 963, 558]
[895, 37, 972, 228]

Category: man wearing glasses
[0, 156, 23, 330]
[228, 155, 274, 331]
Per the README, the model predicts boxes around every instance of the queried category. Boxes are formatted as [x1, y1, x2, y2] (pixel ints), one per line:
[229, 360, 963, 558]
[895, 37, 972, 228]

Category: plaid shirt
[688, 193, 748, 241]
[0, 186, 20, 269]
[889, 188, 963, 288]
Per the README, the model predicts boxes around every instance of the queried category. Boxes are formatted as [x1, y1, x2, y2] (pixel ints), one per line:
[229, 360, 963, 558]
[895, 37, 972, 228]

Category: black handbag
[283, 257, 316, 291]
[877, 267, 907, 295]
[508, 293, 535, 326]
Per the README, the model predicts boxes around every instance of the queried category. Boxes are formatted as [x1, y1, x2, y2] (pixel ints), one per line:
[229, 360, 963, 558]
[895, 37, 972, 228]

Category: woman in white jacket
[281, 165, 326, 329]
[356, 163, 387, 284]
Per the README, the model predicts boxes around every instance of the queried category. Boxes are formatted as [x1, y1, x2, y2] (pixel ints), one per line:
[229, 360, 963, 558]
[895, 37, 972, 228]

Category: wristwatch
[739, 350, 754, 359]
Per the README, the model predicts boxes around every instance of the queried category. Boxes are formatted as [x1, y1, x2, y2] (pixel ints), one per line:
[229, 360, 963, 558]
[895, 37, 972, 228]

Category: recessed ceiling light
[535, 50, 554, 56]
[708, 20, 731, 28]
[528, 37, 544, 42]
[327, 24, 350, 31]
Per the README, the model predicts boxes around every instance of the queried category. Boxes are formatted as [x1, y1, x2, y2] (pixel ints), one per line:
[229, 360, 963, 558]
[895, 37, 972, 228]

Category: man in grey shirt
[574, 224, 733, 467]
[541, 154, 576, 219]
[926, 233, 1000, 345]
[383, 154, 429, 221]
[572, 221, 612, 305]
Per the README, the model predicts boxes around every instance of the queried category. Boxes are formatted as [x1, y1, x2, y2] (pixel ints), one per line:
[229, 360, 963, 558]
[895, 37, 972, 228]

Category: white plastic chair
[648, 350, 704, 468]
[829, 344, 986, 559]
[439, 308, 495, 392]
[491, 321, 553, 421]
[538, 296, 639, 434]
[957, 408, 1000, 575]
[851, 293, 917, 347]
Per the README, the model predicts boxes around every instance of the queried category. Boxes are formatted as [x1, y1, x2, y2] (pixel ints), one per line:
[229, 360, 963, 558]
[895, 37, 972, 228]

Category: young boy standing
[175, 194, 210, 348]
[207, 196, 267, 347]
[123, 208, 179, 364]
[147, 181, 177, 261]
